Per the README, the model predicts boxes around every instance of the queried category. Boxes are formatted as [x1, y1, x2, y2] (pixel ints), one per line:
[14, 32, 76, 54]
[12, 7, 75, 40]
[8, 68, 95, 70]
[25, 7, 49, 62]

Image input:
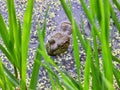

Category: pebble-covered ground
[0, 0, 120, 90]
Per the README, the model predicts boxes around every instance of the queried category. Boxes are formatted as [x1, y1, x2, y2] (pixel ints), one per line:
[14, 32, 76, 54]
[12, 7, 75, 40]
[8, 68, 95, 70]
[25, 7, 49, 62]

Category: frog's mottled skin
[46, 22, 72, 56]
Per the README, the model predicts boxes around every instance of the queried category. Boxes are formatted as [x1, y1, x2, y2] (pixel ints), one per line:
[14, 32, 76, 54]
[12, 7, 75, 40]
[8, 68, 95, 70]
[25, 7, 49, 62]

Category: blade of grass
[3, 64, 19, 87]
[112, 0, 120, 11]
[42, 6, 49, 39]
[72, 16, 82, 89]
[6, 0, 14, 50]
[29, 47, 42, 90]
[0, 14, 9, 47]
[17, 19, 22, 71]
[104, 0, 111, 42]
[113, 67, 120, 87]
[90, 0, 103, 31]
[102, 74, 114, 90]
[91, 27, 99, 69]
[100, 0, 113, 86]
[112, 55, 120, 63]
[83, 42, 91, 90]
[0, 61, 13, 90]
[6, 0, 21, 77]
[91, 61, 102, 90]
[21, 0, 34, 89]
[7, 0, 19, 59]
[0, 44, 20, 69]
[110, 3, 120, 33]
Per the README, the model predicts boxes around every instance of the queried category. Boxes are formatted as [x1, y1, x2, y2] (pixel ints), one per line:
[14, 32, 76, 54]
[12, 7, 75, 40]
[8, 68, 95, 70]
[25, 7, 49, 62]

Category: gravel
[0, 0, 120, 90]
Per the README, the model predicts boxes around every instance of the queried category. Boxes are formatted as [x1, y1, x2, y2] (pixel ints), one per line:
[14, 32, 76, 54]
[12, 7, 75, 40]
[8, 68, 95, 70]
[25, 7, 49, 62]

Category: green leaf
[21, 0, 34, 89]
[102, 74, 114, 90]
[100, 0, 113, 86]
[91, 62, 102, 90]
[7, 0, 16, 51]
[72, 16, 81, 88]
[42, 6, 49, 39]
[0, 44, 19, 68]
[0, 61, 13, 90]
[83, 42, 91, 90]
[110, 3, 120, 33]
[3, 64, 19, 87]
[113, 67, 120, 87]
[112, 0, 120, 11]
[0, 14, 9, 47]
[29, 47, 42, 90]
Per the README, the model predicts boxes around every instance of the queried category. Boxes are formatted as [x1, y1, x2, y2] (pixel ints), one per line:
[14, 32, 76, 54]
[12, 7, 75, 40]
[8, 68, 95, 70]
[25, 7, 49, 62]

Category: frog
[46, 22, 72, 56]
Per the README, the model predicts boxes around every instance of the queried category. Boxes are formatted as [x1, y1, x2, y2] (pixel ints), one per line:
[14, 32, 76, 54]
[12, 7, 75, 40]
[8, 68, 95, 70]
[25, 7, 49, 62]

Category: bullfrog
[46, 22, 72, 56]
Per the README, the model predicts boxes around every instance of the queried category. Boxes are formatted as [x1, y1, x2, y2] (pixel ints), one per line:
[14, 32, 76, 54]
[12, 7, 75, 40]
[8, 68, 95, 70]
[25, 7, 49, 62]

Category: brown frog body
[46, 22, 72, 56]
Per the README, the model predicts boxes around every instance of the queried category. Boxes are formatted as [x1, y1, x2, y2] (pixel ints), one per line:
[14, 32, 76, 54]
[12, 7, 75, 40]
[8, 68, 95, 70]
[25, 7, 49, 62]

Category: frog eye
[48, 39, 55, 44]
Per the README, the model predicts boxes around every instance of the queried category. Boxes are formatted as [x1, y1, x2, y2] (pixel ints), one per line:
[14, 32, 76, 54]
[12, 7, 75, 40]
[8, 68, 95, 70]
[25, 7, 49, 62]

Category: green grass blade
[49, 73, 56, 90]
[0, 44, 19, 68]
[113, 67, 120, 87]
[0, 14, 9, 47]
[3, 64, 19, 87]
[7, 0, 19, 50]
[110, 3, 120, 33]
[6, 0, 20, 75]
[112, 0, 120, 11]
[61, 80, 77, 90]
[91, 61, 102, 90]
[16, 20, 22, 69]
[29, 47, 42, 90]
[90, 0, 96, 17]
[6, 0, 16, 50]
[0, 61, 13, 90]
[91, 27, 99, 69]
[72, 16, 81, 88]
[112, 55, 120, 63]
[83, 42, 91, 90]
[102, 74, 114, 90]
[42, 6, 49, 39]
[21, 0, 34, 89]
[104, 0, 111, 41]
[100, 0, 113, 86]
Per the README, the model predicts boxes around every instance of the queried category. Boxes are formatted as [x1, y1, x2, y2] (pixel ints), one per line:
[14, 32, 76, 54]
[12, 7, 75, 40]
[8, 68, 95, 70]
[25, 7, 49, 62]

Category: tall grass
[0, 0, 34, 89]
[0, 0, 120, 90]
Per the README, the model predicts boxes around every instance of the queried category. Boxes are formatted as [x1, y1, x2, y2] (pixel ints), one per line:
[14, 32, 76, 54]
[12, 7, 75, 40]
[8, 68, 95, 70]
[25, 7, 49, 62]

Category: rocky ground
[0, 0, 120, 90]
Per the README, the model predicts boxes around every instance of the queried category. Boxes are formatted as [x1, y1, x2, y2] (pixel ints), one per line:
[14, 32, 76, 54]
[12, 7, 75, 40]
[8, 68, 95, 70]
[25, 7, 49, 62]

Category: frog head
[46, 33, 70, 56]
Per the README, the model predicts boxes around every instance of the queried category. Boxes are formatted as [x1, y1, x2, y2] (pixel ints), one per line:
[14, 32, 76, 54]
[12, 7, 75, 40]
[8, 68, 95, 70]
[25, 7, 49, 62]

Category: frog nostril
[48, 39, 55, 44]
